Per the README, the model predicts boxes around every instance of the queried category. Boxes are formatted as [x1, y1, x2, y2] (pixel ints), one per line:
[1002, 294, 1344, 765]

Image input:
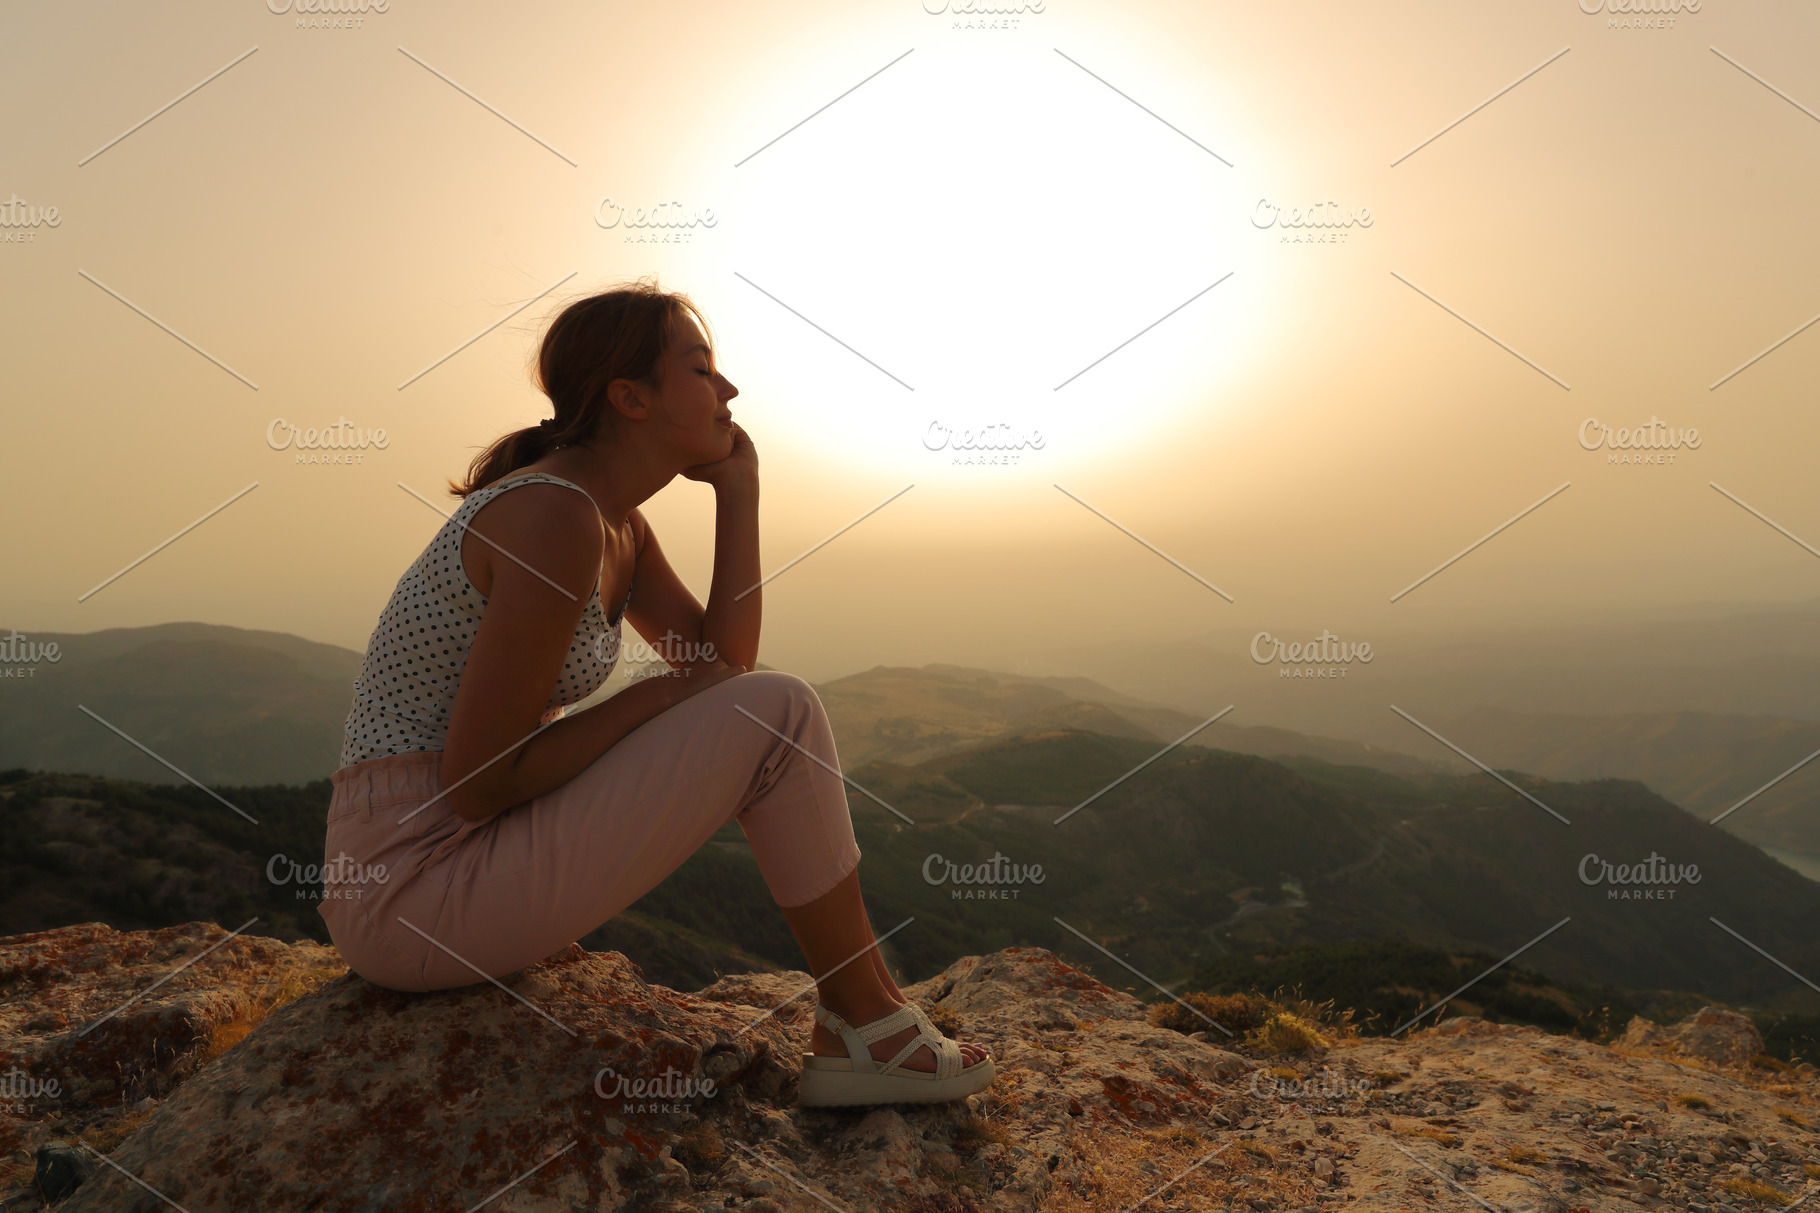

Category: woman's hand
[682, 422, 758, 494]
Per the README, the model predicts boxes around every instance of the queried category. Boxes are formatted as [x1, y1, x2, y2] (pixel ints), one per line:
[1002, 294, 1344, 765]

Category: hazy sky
[5, 0, 1818, 682]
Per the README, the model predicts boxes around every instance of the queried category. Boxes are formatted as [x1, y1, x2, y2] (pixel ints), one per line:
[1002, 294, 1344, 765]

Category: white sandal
[798, 1002, 995, 1107]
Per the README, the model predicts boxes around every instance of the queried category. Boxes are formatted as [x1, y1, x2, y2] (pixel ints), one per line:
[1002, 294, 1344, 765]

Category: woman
[317, 280, 992, 1107]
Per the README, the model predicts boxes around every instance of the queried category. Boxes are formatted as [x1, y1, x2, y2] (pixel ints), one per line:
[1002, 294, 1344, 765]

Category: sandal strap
[814, 1002, 969, 1080]
[814, 1004, 876, 1074]
[853, 1004, 922, 1045]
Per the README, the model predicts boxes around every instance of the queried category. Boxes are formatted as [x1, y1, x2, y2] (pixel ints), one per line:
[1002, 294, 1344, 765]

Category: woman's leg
[362, 670, 859, 989]
[778, 867, 988, 1071]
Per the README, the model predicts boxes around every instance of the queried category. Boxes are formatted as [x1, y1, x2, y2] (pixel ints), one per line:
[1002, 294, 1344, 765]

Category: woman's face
[650, 314, 738, 463]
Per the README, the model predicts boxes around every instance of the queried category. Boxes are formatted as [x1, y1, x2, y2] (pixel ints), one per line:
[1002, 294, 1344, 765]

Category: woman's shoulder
[470, 474, 600, 531]
[463, 474, 603, 580]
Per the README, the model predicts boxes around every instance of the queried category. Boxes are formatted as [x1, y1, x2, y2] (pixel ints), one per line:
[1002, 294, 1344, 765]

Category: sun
[714, 30, 1280, 489]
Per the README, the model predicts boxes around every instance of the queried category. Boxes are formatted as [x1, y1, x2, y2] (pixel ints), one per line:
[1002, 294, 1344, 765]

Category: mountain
[815, 662, 1442, 775]
[0, 622, 363, 786]
[14, 723, 1819, 1016]
[819, 730, 1820, 1012]
[0, 623, 1446, 788]
[1419, 706, 1820, 859]
[1029, 600, 1820, 737]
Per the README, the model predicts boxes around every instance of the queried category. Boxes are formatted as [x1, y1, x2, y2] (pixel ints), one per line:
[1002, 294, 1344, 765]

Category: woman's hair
[449, 277, 714, 498]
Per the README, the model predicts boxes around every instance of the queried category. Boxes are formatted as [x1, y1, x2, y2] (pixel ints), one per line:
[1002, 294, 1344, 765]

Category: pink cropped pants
[316, 671, 861, 992]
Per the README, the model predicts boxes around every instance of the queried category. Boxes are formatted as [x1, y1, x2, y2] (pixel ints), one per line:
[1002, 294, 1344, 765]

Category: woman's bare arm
[621, 423, 762, 671]
[437, 484, 741, 824]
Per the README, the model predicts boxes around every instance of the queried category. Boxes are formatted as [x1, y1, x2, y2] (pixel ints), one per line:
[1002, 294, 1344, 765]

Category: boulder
[36, 938, 1248, 1212]
[1619, 1006, 1765, 1067]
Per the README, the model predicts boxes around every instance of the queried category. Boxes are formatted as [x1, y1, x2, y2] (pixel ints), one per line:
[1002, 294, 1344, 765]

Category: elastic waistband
[330, 750, 444, 808]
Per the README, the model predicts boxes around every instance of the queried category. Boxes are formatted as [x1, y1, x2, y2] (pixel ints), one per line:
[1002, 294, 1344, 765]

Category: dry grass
[1774, 1107, 1812, 1129]
[81, 1105, 158, 1155]
[196, 963, 345, 1067]
[1249, 1012, 1331, 1057]
[1148, 991, 1271, 1036]
[1391, 1120, 1460, 1148]
[1675, 1093, 1712, 1109]
[1507, 1145, 1546, 1164]
[1240, 1141, 1278, 1162]
[953, 1115, 1012, 1152]
[1803, 1164, 1820, 1179]
[1372, 1069, 1409, 1087]
[1723, 1178, 1794, 1206]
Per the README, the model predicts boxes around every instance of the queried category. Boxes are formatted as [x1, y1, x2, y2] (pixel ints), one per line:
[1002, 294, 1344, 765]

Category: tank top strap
[459, 471, 604, 523]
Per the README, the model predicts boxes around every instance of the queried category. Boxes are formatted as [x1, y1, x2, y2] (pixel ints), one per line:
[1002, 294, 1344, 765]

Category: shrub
[1249, 1012, 1330, 1057]
[1149, 991, 1271, 1036]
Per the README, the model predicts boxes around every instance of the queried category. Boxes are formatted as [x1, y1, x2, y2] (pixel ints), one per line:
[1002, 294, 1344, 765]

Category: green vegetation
[8, 720, 1820, 1033]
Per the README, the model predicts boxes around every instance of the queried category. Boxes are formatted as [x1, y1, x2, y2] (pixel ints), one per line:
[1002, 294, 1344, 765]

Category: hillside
[818, 663, 1443, 776]
[0, 622, 362, 786]
[10, 724, 1819, 1024]
[820, 730, 1820, 1012]
[1419, 706, 1820, 859]
[0, 622, 1444, 790]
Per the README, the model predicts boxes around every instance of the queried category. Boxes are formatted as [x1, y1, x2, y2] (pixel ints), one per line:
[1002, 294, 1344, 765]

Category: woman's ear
[607, 379, 650, 422]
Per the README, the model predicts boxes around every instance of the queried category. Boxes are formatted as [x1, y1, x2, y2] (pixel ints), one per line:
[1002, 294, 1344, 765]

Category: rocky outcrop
[0, 919, 345, 1187]
[2, 924, 1816, 1213]
[1619, 1008, 1767, 1068]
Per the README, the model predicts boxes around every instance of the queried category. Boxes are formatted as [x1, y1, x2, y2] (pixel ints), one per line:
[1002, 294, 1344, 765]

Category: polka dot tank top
[339, 471, 631, 768]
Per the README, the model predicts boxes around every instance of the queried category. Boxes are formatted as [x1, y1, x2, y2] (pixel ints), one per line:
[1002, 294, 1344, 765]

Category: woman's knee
[733, 669, 825, 725]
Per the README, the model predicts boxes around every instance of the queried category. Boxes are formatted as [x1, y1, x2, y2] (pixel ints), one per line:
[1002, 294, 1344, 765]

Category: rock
[57, 942, 800, 1212]
[1619, 1008, 1764, 1067]
[32, 1140, 96, 1200]
[34, 941, 1241, 1211]
[0, 922, 344, 1110]
[8, 923, 1819, 1213]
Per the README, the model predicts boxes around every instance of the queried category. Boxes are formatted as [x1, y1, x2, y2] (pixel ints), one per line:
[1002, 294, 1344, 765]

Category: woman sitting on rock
[318, 279, 992, 1107]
